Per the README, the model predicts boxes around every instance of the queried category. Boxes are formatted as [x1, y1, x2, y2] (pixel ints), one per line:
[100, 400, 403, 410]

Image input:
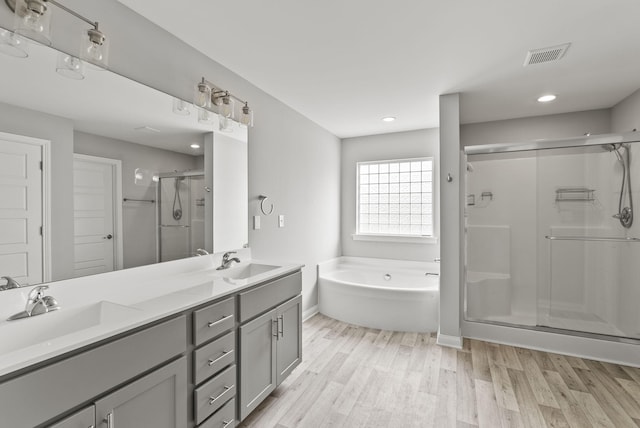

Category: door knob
[104, 234, 113, 240]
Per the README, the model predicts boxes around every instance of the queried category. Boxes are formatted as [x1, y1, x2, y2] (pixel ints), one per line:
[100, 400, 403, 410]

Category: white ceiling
[118, 0, 640, 138]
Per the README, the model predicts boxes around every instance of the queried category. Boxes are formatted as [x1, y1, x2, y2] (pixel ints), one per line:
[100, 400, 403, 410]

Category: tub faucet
[217, 251, 241, 270]
[0, 276, 21, 291]
[7, 285, 60, 321]
[195, 248, 209, 256]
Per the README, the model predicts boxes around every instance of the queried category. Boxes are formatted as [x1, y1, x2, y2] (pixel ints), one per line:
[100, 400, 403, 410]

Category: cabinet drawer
[199, 398, 236, 428]
[46, 406, 95, 428]
[194, 297, 235, 346]
[194, 331, 235, 385]
[238, 271, 302, 322]
[194, 364, 236, 425]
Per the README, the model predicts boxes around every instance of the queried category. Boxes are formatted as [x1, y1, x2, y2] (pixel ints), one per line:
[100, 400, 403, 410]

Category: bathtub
[318, 257, 439, 332]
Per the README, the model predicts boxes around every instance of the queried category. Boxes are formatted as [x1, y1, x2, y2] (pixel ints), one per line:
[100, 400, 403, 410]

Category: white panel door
[0, 137, 43, 285]
[73, 155, 117, 278]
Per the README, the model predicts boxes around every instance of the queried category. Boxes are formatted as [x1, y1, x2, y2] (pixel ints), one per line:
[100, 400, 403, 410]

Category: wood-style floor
[239, 313, 640, 428]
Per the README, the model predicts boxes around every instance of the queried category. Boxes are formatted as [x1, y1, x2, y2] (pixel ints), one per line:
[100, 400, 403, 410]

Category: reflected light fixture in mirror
[172, 97, 191, 116]
[13, 0, 51, 46]
[197, 107, 214, 124]
[55, 52, 84, 80]
[0, 28, 28, 57]
[219, 115, 233, 133]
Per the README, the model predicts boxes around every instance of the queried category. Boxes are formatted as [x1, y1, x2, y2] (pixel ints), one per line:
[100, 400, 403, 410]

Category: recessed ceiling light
[537, 94, 556, 103]
[190, 143, 201, 149]
[382, 116, 396, 122]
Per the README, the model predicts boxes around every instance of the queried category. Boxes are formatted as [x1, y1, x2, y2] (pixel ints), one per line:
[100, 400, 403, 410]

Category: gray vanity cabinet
[238, 289, 302, 421]
[239, 309, 278, 421]
[47, 406, 95, 428]
[275, 295, 302, 386]
[94, 356, 187, 428]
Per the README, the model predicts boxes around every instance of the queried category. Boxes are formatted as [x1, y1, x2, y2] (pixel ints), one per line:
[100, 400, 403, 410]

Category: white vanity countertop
[0, 250, 303, 378]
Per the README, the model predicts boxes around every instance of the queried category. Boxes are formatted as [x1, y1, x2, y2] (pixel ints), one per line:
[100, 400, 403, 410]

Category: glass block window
[357, 158, 433, 236]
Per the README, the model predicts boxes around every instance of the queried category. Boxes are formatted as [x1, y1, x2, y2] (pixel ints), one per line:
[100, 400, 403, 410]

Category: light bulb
[22, 10, 44, 33]
[86, 42, 103, 62]
[81, 25, 109, 68]
[194, 79, 211, 108]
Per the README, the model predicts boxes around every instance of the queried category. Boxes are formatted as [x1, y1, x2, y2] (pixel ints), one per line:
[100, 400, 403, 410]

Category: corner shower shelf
[555, 187, 595, 202]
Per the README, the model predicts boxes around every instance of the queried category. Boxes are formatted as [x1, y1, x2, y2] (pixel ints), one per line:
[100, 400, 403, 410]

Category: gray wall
[0, 102, 74, 281]
[611, 89, 640, 133]
[74, 131, 201, 269]
[461, 109, 611, 147]
[0, 0, 342, 313]
[341, 129, 439, 261]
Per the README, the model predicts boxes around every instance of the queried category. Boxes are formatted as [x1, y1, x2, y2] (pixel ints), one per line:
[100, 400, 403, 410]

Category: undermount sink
[219, 263, 280, 280]
[0, 301, 140, 355]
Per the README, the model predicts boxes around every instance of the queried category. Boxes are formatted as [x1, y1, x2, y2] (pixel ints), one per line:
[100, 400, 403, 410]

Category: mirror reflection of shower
[172, 177, 185, 221]
[602, 143, 633, 228]
[157, 170, 206, 262]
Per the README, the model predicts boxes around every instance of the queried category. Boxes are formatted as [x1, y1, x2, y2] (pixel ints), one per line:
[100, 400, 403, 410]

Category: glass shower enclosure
[464, 134, 640, 342]
[157, 170, 206, 262]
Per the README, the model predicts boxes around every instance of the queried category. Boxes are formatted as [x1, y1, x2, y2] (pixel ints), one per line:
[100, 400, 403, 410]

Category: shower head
[602, 143, 623, 162]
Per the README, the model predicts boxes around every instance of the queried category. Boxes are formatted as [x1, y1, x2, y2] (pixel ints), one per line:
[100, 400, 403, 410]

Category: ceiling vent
[524, 43, 570, 66]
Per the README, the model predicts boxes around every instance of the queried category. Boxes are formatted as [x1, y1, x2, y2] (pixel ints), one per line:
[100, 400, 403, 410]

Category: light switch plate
[253, 215, 261, 230]
[278, 215, 284, 228]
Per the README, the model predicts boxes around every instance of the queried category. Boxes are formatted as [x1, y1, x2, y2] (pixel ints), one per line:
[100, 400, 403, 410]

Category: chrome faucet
[0, 276, 21, 291]
[8, 285, 60, 321]
[217, 251, 241, 270]
[195, 248, 210, 256]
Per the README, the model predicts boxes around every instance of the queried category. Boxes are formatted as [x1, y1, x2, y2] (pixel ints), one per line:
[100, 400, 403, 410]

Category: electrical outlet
[278, 215, 285, 228]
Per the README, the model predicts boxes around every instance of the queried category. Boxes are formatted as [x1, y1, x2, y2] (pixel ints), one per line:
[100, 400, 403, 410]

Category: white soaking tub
[318, 257, 439, 332]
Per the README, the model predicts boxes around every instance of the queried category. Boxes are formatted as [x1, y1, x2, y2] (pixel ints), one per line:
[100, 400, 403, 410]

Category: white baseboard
[303, 305, 319, 322]
[437, 328, 463, 349]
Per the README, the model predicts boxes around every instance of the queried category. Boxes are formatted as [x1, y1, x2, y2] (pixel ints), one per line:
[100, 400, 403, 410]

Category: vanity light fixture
[194, 78, 212, 109]
[8, 0, 110, 68]
[239, 102, 254, 128]
[537, 94, 556, 103]
[0, 28, 28, 57]
[194, 77, 254, 128]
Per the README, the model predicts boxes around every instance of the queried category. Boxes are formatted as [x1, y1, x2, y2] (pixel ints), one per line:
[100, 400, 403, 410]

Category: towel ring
[259, 195, 274, 215]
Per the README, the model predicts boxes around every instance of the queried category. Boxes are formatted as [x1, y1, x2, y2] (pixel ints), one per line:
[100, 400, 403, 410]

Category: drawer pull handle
[222, 419, 234, 428]
[278, 314, 284, 338]
[272, 319, 278, 337]
[104, 412, 114, 428]
[209, 385, 232, 405]
[208, 314, 234, 328]
[208, 350, 233, 366]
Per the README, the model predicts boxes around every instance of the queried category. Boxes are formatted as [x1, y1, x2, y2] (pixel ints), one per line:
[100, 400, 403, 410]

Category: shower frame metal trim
[464, 131, 640, 155]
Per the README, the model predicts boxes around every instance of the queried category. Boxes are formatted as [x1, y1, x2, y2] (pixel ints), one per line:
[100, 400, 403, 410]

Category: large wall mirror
[0, 29, 248, 286]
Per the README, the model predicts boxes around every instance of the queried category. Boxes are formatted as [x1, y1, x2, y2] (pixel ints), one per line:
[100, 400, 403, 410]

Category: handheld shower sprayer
[602, 143, 633, 228]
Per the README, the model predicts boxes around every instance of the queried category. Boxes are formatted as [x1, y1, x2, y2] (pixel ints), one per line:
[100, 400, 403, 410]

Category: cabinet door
[47, 406, 95, 428]
[276, 295, 302, 386]
[238, 308, 277, 421]
[95, 357, 187, 428]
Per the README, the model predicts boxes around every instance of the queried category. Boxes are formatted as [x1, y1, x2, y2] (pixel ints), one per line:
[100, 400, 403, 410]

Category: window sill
[351, 234, 438, 244]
